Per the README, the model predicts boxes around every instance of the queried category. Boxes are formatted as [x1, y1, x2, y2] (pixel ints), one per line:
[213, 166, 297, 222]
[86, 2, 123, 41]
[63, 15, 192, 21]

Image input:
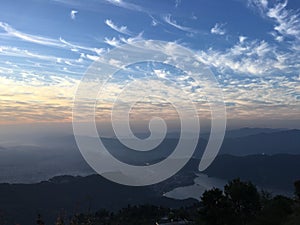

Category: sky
[0, 0, 300, 130]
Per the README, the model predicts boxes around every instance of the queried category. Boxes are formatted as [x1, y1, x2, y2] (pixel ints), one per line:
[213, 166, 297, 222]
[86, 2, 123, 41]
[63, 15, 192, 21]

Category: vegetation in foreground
[33, 179, 300, 225]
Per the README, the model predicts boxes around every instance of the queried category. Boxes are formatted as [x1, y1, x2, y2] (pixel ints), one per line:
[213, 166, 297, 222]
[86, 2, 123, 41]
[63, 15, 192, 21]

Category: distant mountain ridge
[219, 129, 300, 155]
[222, 127, 289, 138]
[0, 128, 299, 183]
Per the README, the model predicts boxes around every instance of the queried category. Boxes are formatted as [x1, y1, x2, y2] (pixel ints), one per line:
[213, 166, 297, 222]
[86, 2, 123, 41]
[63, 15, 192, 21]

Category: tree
[294, 180, 300, 200]
[255, 195, 293, 225]
[200, 188, 232, 225]
[224, 178, 261, 225]
[282, 180, 300, 225]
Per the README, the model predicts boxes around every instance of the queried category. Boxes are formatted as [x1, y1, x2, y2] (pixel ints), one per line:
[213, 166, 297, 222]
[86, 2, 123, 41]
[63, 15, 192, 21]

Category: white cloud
[153, 69, 168, 79]
[249, 0, 300, 42]
[1, 38, 298, 123]
[267, 0, 300, 40]
[270, 31, 284, 42]
[70, 10, 78, 20]
[163, 14, 197, 33]
[0, 45, 88, 79]
[211, 23, 226, 35]
[0, 21, 104, 57]
[104, 37, 121, 47]
[0, 45, 62, 62]
[239, 36, 247, 43]
[149, 15, 158, 26]
[249, 0, 268, 10]
[86, 54, 99, 61]
[105, 0, 144, 12]
[260, 0, 268, 8]
[105, 19, 132, 35]
[151, 20, 158, 26]
[59, 37, 105, 55]
[104, 32, 144, 47]
[0, 22, 63, 47]
[120, 32, 144, 44]
[196, 39, 291, 75]
[220, 74, 300, 120]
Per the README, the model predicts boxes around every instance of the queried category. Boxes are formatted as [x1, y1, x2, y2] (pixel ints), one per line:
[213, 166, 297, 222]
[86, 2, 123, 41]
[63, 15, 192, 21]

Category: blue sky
[0, 0, 299, 128]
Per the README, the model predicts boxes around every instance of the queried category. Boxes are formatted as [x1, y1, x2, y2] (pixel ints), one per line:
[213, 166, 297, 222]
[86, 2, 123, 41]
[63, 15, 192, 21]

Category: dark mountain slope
[204, 154, 300, 192]
[0, 174, 196, 225]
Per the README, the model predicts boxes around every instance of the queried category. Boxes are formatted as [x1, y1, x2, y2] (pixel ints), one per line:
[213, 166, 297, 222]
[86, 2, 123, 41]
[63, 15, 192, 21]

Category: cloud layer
[0, 0, 299, 127]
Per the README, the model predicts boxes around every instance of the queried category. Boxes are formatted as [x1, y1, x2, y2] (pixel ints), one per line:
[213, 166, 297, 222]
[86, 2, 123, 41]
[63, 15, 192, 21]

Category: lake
[164, 173, 227, 200]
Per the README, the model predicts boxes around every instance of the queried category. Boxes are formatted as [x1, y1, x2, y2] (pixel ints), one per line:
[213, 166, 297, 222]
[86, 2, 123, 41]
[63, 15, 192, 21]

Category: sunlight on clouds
[0, 0, 299, 126]
[222, 75, 300, 120]
[0, 75, 78, 123]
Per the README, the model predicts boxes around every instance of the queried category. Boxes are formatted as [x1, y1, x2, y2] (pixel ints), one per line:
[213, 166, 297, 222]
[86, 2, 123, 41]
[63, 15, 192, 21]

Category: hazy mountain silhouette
[223, 127, 287, 138]
[0, 128, 299, 183]
[219, 129, 300, 155]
